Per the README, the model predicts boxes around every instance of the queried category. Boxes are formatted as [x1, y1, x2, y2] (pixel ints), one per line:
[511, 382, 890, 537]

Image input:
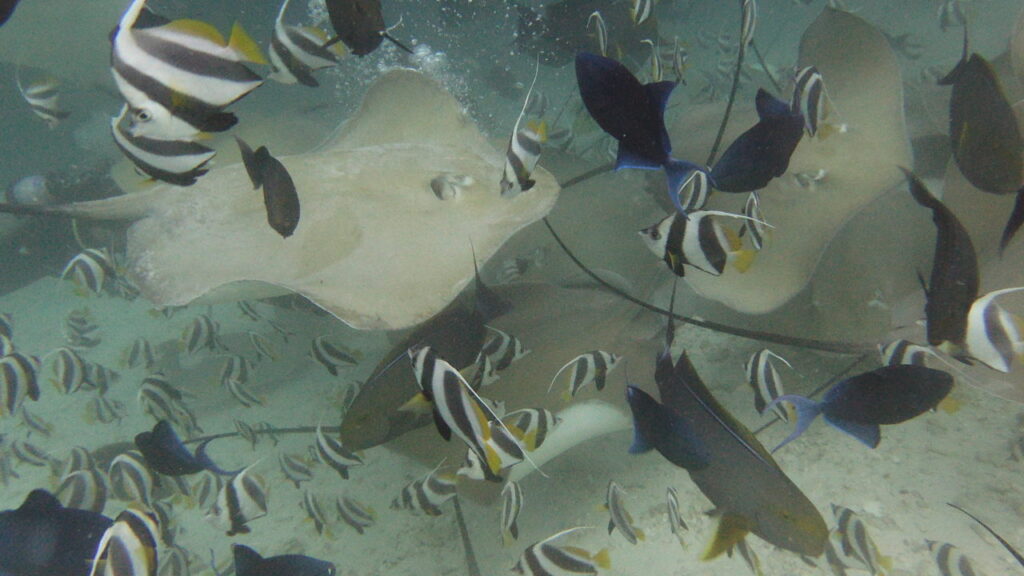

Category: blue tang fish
[135, 420, 240, 476]
[768, 364, 954, 451]
[0, 490, 112, 576]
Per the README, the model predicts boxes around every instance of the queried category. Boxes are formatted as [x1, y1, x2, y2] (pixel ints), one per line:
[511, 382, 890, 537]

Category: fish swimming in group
[110, 0, 266, 140]
[500, 480, 523, 545]
[232, 544, 336, 576]
[268, 0, 345, 86]
[61, 249, 114, 295]
[124, 337, 156, 370]
[503, 408, 559, 451]
[501, 62, 546, 199]
[135, 420, 239, 476]
[830, 505, 892, 575]
[87, 504, 161, 576]
[15, 69, 70, 128]
[512, 527, 611, 576]
[310, 336, 357, 376]
[300, 490, 331, 535]
[314, 421, 363, 479]
[0, 490, 113, 576]
[548, 350, 621, 400]
[767, 364, 954, 451]
[790, 66, 844, 139]
[926, 540, 981, 576]
[335, 495, 375, 534]
[586, 11, 607, 57]
[604, 480, 644, 544]
[322, 0, 413, 56]
[49, 346, 86, 395]
[206, 464, 268, 535]
[665, 486, 688, 547]
[947, 503, 1024, 568]
[639, 210, 756, 277]
[277, 451, 314, 488]
[110, 106, 215, 186]
[937, 0, 965, 32]
[236, 137, 301, 238]
[739, 192, 767, 250]
[1, 351, 41, 416]
[390, 463, 458, 516]
[630, 0, 652, 25]
[55, 468, 108, 514]
[878, 339, 936, 367]
[108, 451, 154, 506]
[744, 348, 793, 422]
[515, 0, 658, 67]
[963, 287, 1024, 373]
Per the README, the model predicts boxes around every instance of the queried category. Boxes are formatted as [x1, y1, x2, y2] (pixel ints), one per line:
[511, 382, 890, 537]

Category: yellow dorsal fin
[161, 19, 226, 45]
[301, 26, 330, 42]
[527, 120, 548, 143]
[484, 444, 502, 475]
[701, 514, 750, 561]
[523, 430, 538, 451]
[730, 248, 756, 273]
[229, 21, 268, 65]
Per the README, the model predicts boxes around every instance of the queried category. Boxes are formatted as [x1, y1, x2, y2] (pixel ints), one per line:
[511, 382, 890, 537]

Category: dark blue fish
[233, 544, 335, 576]
[0, 0, 21, 27]
[768, 364, 954, 451]
[135, 420, 240, 476]
[709, 89, 805, 193]
[0, 489, 112, 576]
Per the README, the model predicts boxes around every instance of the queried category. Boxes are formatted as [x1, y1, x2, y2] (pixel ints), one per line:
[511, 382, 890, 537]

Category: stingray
[0, 69, 560, 330]
[671, 7, 911, 315]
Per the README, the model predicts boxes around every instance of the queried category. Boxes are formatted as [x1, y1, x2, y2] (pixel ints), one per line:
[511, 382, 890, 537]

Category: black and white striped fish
[641, 39, 663, 82]
[0, 334, 12, 357]
[11, 439, 52, 467]
[220, 355, 252, 387]
[407, 346, 526, 482]
[586, 11, 607, 57]
[501, 62, 545, 199]
[744, 348, 794, 422]
[49, 347, 86, 394]
[182, 315, 219, 355]
[15, 70, 70, 128]
[237, 301, 264, 322]
[108, 451, 154, 505]
[207, 464, 268, 535]
[666, 486, 687, 547]
[878, 339, 935, 367]
[927, 540, 980, 576]
[137, 372, 184, 423]
[335, 495, 375, 534]
[20, 406, 52, 436]
[468, 355, 500, 390]
[268, 0, 344, 86]
[110, 0, 266, 140]
[88, 505, 161, 576]
[478, 327, 530, 372]
[84, 363, 119, 393]
[964, 287, 1024, 373]
[390, 464, 457, 516]
[500, 481, 523, 546]
[55, 468, 108, 513]
[248, 332, 277, 362]
[740, 0, 757, 50]
[111, 106, 215, 186]
[61, 249, 114, 295]
[671, 37, 689, 84]
[157, 547, 190, 576]
[831, 504, 892, 575]
[0, 313, 11, 340]
[669, 166, 711, 214]
[191, 470, 222, 510]
[938, 0, 965, 32]
[234, 419, 259, 450]
[727, 539, 763, 576]
[65, 309, 99, 338]
[790, 66, 844, 139]
[225, 378, 262, 408]
[1, 352, 40, 416]
[124, 337, 155, 370]
[549, 350, 621, 401]
[314, 422, 363, 479]
[62, 446, 96, 476]
[513, 527, 611, 576]
[640, 211, 757, 277]
[310, 336, 357, 376]
[503, 408, 559, 451]
[301, 490, 331, 535]
[605, 481, 644, 545]
[630, 0, 652, 25]
[277, 451, 313, 488]
[87, 395, 126, 424]
[741, 192, 767, 250]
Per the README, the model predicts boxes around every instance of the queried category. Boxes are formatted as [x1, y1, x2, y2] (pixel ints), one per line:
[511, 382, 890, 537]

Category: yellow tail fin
[229, 22, 268, 64]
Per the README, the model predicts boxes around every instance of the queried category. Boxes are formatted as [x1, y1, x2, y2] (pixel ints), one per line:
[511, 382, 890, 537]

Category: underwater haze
[1, 0, 1024, 575]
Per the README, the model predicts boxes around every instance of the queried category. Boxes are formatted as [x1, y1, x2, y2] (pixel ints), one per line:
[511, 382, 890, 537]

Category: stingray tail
[383, 33, 414, 54]
[998, 186, 1024, 256]
[195, 439, 244, 476]
[766, 394, 821, 453]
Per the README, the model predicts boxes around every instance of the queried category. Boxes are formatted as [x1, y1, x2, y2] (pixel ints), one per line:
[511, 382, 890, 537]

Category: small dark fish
[709, 89, 805, 193]
[0, 490, 113, 576]
[903, 169, 978, 352]
[947, 502, 1024, 568]
[322, 0, 412, 56]
[135, 420, 239, 476]
[940, 33, 1024, 253]
[768, 365, 954, 450]
[232, 544, 335, 576]
[235, 138, 300, 238]
[0, 0, 21, 27]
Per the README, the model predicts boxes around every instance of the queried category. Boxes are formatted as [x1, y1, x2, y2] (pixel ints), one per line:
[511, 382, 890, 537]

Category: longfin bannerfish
[235, 137, 301, 238]
[20, 406, 53, 437]
[671, 36, 688, 84]
[15, 69, 70, 128]
[158, 547, 190, 576]
[61, 446, 97, 477]
[927, 540, 980, 576]
[728, 539, 764, 576]
[937, 0, 965, 32]
[220, 356, 263, 407]
[630, 0, 652, 25]
[0, 313, 11, 340]
[87, 396, 127, 425]
[124, 337, 155, 370]
[605, 481, 644, 545]
[268, 0, 345, 87]
[740, 0, 757, 50]
[314, 422, 363, 479]
[235, 419, 259, 450]
[310, 336, 357, 376]
[110, 106, 214, 186]
[277, 452, 313, 488]
[790, 66, 845, 139]
[11, 439, 52, 467]
[640, 210, 757, 277]
[182, 315, 220, 355]
[468, 354, 500, 390]
[0, 333, 12, 357]
[49, 347, 86, 395]
[110, 0, 265, 140]
[248, 332, 277, 362]
[61, 249, 114, 295]
[503, 408, 559, 451]
[878, 339, 936, 367]
[55, 468, 108, 514]
[586, 11, 607, 57]
[137, 373, 192, 431]
[477, 326, 530, 372]
[408, 346, 526, 481]
[1, 352, 41, 416]
[500, 481, 523, 546]
[743, 349, 794, 422]
[741, 192, 767, 250]
[831, 505, 893, 575]
[549, 350, 621, 401]
[390, 463, 457, 516]
[87, 505, 161, 576]
[301, 490, 331, 535]
[641, 39, 662, 82]
[335, 495, 375, 534]
[666, 487, 687, 547]
[669, 164, 711, 215]
[963, 287, 1024, 373]
[191, 471, 223, 510]
[512, 527, 611, 576]
[108, 451, 154, 505]
[501, 60, 545, 199]
[207, 464, 268, 535]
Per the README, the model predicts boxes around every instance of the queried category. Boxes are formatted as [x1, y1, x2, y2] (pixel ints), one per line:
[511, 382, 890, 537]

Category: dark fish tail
[998, 186, 1024, 255]
[766, 394, 820, 453]
[938, 26, 969, 86]
[195, 439, 243, 476]
[383, 33, 414, 54]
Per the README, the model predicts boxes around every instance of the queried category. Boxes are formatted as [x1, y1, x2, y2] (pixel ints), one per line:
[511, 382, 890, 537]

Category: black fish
[135, 420, 239, 476]
[322, 0, 412, 56]
[769, 365, 953, 450]
[233, 544, 335, 576]
[0, 490, 112, 576]
[236, 137, 301, 238]
[903, 168, 978, 351]
[940, 31, 1024, 253]
[515, 0, 657, 67]
[0, 0, 21, 27]
[710, 89, 805, 193]
[625, 283, 827, 558]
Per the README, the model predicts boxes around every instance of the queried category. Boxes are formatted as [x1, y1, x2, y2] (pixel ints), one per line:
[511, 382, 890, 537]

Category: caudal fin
[998, 187, 1024, 256]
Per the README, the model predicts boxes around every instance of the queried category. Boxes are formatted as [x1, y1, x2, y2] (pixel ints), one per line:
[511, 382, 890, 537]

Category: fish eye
[133, 108, 152, 123]
[647, 227, 660, 240]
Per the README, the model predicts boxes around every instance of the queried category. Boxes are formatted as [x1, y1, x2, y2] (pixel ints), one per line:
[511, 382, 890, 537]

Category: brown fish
[322, 0, 412, 56]
[236, 137, 300, 238]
